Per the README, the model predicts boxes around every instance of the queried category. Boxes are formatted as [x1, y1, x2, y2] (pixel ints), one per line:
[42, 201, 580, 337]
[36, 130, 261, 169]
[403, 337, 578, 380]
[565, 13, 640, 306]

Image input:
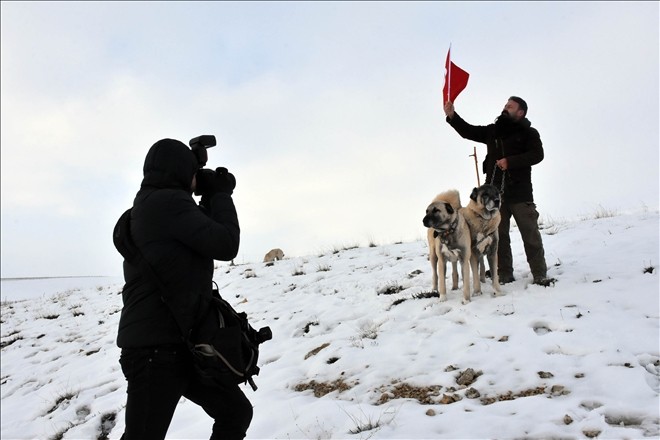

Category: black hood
[141, 139, 198, 191]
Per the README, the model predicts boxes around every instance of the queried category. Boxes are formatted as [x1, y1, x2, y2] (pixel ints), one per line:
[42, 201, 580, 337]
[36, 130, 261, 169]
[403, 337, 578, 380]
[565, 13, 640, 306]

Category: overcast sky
[1, 2, 658, 278]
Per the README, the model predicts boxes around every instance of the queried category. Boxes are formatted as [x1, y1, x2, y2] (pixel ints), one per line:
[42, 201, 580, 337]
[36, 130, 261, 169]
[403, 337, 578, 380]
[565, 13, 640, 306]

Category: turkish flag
[443, 47, 470, 104]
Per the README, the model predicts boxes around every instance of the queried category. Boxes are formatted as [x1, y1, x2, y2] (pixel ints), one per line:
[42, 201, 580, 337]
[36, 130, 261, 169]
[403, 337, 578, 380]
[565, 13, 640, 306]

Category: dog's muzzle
[487, 198, 500, 211]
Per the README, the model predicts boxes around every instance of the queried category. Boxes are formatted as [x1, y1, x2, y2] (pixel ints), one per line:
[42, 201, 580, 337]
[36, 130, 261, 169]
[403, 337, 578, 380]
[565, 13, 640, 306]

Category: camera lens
[257, 327, 272, 343]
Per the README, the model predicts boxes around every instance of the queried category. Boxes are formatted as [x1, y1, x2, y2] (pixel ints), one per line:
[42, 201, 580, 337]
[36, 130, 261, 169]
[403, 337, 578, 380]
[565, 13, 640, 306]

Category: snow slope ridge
[1, 210, 658, 439]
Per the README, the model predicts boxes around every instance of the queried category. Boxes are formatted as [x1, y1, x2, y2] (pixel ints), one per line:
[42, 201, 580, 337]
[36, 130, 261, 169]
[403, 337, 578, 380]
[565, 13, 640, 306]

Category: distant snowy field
[1, 277, 124, 303]
[1, 209, 658, 440]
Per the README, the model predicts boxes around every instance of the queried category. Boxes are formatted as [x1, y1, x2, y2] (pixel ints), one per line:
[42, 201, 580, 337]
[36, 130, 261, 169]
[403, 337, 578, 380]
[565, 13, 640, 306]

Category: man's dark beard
[495, 111, 516, 137]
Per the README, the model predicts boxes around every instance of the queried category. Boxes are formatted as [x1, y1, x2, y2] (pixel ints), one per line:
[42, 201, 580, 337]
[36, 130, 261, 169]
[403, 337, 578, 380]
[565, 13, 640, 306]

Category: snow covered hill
[1, 210, 658, 439]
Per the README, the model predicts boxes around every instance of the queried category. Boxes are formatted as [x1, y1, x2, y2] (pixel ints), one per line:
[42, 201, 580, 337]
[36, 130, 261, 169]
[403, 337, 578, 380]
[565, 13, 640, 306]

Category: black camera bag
[190, 285, 266, 390]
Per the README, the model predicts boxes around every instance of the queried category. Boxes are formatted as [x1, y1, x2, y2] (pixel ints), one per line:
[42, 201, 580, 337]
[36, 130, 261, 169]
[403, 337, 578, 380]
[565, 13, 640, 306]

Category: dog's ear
[470, 187, 479, 202]
[445, 202, 454, 214]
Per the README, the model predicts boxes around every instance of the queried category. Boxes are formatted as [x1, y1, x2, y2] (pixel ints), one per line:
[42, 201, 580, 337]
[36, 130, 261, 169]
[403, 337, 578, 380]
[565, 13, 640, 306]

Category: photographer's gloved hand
[195, 168, 236, 197]
[196, 167, 236, 209]
[213, 167, 236, 196]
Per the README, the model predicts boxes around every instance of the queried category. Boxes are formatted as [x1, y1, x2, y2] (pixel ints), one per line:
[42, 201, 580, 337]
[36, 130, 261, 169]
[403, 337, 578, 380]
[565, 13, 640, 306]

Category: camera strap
[113, 208, 197, 343]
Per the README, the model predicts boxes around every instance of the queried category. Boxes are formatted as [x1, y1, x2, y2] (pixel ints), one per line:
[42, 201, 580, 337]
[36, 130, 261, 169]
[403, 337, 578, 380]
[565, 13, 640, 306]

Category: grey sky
[1, 1, 658, 277]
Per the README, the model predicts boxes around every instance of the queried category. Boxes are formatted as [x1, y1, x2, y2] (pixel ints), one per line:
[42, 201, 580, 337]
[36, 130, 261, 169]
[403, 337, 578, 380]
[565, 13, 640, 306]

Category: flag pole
[469, 146, 480, 186]
[447, 44, 452, 103]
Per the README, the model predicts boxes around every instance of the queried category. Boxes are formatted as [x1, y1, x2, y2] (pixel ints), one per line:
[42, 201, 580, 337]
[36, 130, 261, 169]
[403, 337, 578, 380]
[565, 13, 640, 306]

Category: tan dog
[263, 248, 285, 263]
[422, 190, 473, 304]
[461, 184, 502, 297]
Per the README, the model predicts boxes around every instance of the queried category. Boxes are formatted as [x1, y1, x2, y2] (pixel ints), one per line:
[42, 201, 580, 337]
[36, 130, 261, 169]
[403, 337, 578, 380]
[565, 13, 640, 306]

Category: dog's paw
[472, 290, 483, 297]
[476, 239, 492, 254]
[439, 294, 448, 302]
[461, 298, 471, 305]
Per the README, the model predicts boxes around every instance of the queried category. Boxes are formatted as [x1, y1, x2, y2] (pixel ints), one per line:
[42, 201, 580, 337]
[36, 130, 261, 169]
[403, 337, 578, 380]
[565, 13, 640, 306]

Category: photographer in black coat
[116, 138, 252, 440]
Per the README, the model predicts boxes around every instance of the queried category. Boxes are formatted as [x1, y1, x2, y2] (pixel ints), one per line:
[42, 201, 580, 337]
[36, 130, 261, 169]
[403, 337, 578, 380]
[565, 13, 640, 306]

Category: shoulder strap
[113, 207, 194, 341]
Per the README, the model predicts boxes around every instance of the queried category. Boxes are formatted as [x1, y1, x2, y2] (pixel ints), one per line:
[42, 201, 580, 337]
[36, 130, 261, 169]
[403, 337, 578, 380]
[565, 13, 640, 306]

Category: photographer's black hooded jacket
[446, 113, 544, 204]
[116, 139, 239, 348]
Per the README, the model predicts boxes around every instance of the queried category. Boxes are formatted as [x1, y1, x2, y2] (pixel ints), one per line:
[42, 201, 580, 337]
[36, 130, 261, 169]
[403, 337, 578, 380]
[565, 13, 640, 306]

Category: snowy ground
[1, 209, 659, 440]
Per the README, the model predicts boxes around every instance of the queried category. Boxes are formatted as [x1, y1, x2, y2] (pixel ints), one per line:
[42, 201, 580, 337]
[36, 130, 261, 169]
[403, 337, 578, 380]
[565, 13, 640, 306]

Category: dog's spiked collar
[433, 218, 458, 243]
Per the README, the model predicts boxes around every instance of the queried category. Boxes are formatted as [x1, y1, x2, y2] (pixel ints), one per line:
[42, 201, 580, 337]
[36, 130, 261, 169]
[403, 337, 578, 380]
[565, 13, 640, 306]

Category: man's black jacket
[116, 139, 239, 348]
[447, 113, 544, 203]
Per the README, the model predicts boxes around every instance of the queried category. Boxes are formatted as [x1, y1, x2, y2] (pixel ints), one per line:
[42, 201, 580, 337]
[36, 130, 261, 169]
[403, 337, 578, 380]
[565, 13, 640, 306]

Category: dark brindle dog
[461, 184, 502, 297]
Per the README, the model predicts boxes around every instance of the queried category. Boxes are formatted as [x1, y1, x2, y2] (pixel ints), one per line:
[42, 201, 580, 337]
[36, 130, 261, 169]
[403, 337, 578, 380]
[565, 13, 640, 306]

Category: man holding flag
[442, 48, 554, 287]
